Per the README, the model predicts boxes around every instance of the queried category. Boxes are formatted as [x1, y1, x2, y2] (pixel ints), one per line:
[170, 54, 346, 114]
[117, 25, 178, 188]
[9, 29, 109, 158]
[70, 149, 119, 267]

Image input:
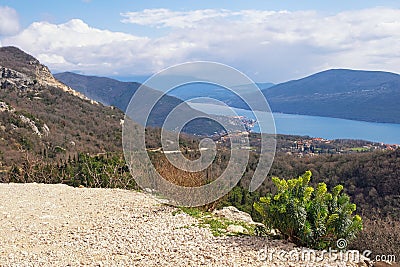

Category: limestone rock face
[34, 63, 95, 102]
[0, 46, 96, 103]
[0, 66, 33, 90]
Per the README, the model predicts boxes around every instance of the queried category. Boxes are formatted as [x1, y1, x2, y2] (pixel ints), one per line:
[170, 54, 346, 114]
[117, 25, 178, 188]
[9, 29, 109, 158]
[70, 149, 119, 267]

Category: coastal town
[280, 137, 400, 157]
[212, 115, 399, 157]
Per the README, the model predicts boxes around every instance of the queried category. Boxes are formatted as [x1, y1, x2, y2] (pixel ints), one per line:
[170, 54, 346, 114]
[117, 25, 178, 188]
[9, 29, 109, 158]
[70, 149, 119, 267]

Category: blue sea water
[188, 102, 400, 144]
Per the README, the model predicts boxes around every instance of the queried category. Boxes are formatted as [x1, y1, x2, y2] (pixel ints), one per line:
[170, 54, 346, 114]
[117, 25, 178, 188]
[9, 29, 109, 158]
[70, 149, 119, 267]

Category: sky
[0, 0, 399, 83]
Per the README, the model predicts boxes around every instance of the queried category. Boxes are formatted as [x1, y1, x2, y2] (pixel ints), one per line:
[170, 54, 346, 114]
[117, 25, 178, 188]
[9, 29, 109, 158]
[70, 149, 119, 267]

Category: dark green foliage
[254, 171, 363, 249]
[217, 186, 260, 216]
[18, 136, 33, 151]
[266, 149, 400, 218]
[4, 152, 138, 190]
[63, 153, 136, 189]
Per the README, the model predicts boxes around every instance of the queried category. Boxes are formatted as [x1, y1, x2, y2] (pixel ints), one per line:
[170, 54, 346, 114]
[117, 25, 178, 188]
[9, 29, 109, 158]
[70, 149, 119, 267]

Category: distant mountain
[54, 72, 141, 111]
[255, 82, 275, 90]
[55, 72, 275, 112]
[224, 69, 400, 124]
[54, 72, 225, 135]
[164, 82, 274, 109]
[0, 46, 124, 170]
[109, 75, 151, 83]
[263, 69, 400, 124]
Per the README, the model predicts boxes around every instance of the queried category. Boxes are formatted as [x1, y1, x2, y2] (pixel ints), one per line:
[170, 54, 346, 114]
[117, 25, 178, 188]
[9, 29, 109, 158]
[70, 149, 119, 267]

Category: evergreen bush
[254, 171, 363, 249]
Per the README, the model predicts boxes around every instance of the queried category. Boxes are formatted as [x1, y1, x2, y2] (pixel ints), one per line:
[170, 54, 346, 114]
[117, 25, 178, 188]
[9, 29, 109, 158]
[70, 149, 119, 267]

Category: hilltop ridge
[0, 46, 93, 102]
[0, 46, 124, 173]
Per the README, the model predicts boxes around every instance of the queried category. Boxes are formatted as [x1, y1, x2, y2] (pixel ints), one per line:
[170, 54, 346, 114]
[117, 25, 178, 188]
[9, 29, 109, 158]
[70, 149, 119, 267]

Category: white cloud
[121, 9, 235, 28]
[120, 7, 400, 81]
[3, 19, 153, 74]
[2, 8, 400, 82]
[0, 6, 20, 36]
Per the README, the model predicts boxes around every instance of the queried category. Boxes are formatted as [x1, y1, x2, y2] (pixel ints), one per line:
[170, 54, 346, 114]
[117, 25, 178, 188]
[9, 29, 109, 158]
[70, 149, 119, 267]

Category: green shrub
[253, 170, 363, 249]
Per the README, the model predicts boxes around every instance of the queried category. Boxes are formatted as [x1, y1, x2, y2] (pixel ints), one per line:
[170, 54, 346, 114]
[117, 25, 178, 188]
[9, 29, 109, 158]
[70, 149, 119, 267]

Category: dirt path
[0, 183, 360, 266]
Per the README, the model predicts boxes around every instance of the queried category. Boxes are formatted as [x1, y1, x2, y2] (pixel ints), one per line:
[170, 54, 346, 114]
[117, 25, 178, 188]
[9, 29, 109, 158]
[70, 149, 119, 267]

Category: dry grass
[349, 216, 400, 263]
[151, 153, 207, 187]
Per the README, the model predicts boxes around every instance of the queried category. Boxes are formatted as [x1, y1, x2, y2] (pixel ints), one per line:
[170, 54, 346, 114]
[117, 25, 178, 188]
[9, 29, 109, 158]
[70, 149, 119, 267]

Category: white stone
[212, 206, 254, 224]
[226, 224, 248, 234]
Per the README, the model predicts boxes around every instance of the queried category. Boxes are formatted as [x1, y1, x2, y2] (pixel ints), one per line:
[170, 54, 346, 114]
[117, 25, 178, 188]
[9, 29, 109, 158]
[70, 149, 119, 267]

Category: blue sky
[5, 1, 399, 32]
[0, 0, 399, 82]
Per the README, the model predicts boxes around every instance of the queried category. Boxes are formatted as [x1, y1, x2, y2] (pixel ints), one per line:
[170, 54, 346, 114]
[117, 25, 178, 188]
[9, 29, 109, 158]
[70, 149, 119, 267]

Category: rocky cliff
[0, 46, 95, 103]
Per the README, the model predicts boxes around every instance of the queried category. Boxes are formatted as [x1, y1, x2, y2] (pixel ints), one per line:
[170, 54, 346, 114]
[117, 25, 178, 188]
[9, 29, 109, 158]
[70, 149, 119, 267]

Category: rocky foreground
[0, 183, 368, 266]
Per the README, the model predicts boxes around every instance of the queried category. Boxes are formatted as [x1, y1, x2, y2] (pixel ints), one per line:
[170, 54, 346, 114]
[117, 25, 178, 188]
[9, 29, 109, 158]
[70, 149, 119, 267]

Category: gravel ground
[0, 183, 363, 266]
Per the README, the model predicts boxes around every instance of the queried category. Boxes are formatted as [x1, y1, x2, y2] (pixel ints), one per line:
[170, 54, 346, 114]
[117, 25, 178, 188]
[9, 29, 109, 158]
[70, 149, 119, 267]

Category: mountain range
[53, 72, 141, 111]
[56, 69, 400, 125]
[261, 69, 400, 124]
[214, 69, 400, 124]
[53, 72, 227, 135]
